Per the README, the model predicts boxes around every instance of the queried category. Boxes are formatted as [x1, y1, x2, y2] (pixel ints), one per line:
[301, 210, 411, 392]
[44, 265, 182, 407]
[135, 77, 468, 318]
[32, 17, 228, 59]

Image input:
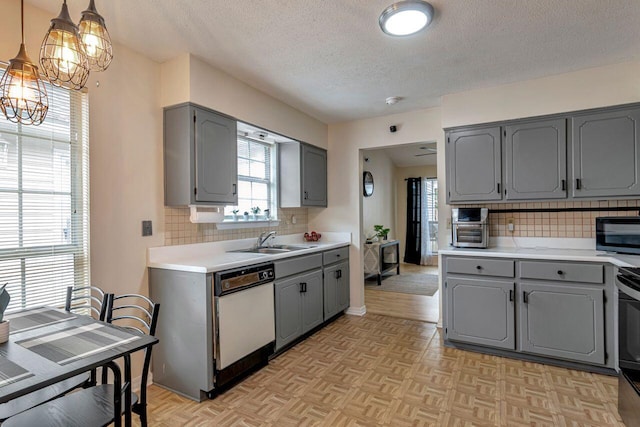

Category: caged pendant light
[78, 0, 113, 72]
[0, 0, 49, 125]
[40, 0, 90, 90]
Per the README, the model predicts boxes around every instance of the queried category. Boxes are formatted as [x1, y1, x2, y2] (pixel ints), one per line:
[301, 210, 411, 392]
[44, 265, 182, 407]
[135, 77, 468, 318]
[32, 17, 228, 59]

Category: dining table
[0, 306, 158, 427]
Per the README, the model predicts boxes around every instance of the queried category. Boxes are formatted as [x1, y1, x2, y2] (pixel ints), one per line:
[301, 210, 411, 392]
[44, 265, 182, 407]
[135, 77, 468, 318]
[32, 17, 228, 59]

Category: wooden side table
[363, 239, 400, 285]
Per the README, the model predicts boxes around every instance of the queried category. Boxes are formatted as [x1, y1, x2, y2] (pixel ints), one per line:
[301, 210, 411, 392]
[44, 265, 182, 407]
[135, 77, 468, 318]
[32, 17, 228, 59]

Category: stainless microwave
[596, 217, 640, 255]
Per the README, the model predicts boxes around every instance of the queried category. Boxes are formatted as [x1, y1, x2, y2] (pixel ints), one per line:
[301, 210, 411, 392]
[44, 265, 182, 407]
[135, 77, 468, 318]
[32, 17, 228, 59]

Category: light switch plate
[142, 220, 153, 237]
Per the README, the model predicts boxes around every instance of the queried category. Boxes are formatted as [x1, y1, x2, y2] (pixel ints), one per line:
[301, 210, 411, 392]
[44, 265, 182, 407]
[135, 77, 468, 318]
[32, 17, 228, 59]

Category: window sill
[216, 220, 280, 230]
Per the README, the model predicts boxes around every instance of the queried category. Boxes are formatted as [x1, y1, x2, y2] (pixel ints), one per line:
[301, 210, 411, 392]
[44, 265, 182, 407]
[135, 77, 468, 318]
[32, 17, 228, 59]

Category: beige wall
[442, 60, 640, 128]
[160, 54, 328, 148]
[394, 165, 437, 258]
[361, 150, 396, 241]
[310, 107, 444, 313]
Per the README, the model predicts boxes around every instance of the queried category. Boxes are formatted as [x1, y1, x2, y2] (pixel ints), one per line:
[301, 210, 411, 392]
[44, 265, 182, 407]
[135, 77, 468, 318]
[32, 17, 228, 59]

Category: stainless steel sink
[228, 244, 317, 254]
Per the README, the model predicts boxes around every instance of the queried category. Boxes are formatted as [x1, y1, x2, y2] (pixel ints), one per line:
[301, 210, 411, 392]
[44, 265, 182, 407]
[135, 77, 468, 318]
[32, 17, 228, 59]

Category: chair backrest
[65, 286, 112, 321]
[107, 294, 160, 401]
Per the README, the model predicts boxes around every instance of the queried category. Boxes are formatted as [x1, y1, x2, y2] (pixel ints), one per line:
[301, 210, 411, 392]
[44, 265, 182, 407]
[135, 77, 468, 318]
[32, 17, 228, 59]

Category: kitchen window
[224, 135, 277, 220]
[0, 68, 90, 312]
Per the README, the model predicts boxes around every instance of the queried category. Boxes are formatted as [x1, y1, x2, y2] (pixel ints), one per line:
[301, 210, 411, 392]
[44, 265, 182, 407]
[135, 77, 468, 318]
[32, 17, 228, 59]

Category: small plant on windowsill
[374, 225, 390, 241]
[251, 206, 261, 220]
[231, 209, 240, 221]
[243, 211, 250, 221]
[0, 283, 10, 343]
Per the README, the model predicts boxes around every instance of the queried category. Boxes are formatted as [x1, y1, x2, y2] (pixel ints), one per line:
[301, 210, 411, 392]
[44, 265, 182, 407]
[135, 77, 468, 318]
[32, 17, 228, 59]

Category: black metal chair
[0, 286, 112, 421]
[3, 293, 160, 427]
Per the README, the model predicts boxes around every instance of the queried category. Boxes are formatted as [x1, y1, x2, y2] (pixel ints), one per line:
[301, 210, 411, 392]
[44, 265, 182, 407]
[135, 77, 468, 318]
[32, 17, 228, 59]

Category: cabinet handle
[232, 184, 237, 195]
[476, 265, 482, 270]
[576, 178, 582, 190]
[557, 270, 564, 275]
[304, 191, 309, 200]
[561, 179, 566, 191]
[299, 282, 307, 293]
[509, 289, 514, 302]
[523, 291, 529, 304]
[497, 183, 501, 194]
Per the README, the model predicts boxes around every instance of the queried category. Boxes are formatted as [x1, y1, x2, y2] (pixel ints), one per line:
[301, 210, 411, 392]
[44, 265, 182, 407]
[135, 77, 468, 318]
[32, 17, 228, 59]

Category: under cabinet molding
[189, 205, 224, 223]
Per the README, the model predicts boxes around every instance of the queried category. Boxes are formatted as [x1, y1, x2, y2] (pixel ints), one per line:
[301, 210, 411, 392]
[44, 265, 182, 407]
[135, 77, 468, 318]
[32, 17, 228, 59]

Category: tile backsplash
[463, 200, 639, 238]
[164, 207, 309, 246]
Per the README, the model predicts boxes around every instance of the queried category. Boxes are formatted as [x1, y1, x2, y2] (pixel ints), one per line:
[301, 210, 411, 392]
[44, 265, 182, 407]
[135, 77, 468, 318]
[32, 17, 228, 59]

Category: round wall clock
[363, 171, 374, 197]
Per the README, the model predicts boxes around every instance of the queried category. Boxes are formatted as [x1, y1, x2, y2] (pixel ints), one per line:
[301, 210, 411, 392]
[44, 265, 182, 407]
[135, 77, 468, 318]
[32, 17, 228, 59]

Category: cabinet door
[324, 261, 350, 319]
[301, 144, 327, 206]
[505, 119, 567, 200]
[447, 127, 502, 202]
[337, 262, 350, 312]
[571, 107, 640, 198]
[519, 282, 604, 365]
[275, 277, 303, 350]
[194, 108, 238, 204]
[301, 270, 324, 334]
[446, 277, 515, 349]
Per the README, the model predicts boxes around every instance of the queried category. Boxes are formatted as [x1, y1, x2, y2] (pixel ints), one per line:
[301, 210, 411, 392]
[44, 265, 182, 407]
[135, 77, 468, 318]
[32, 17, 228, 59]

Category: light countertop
[439, 238, 640, 268]
[147, 232, 351, 274]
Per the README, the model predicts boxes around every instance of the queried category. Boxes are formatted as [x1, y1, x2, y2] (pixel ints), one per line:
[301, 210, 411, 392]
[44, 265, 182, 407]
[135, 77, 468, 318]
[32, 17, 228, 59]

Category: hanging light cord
[20, 0, 24, 44]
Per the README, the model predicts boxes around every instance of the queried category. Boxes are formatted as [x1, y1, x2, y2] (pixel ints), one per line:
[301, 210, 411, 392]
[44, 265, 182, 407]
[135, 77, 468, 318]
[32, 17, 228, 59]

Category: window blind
[0, 67, 90, 312]
[225, 136, 275, 217]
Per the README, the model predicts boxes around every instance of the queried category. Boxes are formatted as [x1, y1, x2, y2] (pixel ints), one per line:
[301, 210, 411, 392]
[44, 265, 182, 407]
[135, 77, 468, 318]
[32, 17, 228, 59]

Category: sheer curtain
[420, 177, 438, 265]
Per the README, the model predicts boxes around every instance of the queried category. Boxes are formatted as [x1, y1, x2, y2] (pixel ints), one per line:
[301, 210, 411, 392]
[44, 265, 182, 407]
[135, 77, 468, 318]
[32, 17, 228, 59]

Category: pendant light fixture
[40, 0, 90, 90]
[379, 0, 435, 36]
[78, 0, 113, 72]
[0, 0, 49, 125]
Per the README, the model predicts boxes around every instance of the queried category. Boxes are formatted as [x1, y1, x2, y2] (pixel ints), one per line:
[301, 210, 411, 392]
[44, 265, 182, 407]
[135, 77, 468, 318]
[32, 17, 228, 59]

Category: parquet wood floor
[365, 264, 440, 323]
[135, 313, 624, 426]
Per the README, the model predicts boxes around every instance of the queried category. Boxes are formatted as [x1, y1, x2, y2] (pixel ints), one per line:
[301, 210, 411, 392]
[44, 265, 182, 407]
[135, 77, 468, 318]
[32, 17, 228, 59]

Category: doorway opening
[360, 142, 440, 323]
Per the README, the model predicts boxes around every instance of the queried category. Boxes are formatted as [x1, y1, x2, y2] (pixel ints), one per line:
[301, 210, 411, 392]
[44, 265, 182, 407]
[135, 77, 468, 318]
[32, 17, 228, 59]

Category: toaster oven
[452, 208, 489, 248]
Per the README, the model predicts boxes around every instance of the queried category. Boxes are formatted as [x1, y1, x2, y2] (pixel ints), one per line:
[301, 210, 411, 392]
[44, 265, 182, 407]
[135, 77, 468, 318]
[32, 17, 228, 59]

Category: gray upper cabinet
[446, 277, 515, 350]
[519, 282, 604, 365]
[505, 119, 567, 200]
[279, 142, 327, 208]
[571, 107, 640, 198]
[164, 103, 237, 206]
[447, 127, 502, 202]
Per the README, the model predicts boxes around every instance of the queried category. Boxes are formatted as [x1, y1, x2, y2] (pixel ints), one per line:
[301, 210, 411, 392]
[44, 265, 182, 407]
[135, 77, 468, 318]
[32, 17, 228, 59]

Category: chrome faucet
[257, 231, 277, 248]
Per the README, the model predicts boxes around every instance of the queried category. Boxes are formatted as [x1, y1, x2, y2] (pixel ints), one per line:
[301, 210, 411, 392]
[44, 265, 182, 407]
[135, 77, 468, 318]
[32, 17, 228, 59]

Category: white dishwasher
[213, 263, 275, 389]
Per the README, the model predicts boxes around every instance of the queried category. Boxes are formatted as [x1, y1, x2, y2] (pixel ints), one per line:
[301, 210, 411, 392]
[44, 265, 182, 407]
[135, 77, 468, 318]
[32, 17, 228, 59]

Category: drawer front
[323, 247, 349, 265]
[446, 257, 514, 278]
[519, 261, 604, 284]
[275, 253, 323, 278]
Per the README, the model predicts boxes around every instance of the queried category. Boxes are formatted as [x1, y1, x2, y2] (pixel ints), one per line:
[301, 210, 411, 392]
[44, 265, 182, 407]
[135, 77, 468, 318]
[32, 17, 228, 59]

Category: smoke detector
[386, 96, 402, 105]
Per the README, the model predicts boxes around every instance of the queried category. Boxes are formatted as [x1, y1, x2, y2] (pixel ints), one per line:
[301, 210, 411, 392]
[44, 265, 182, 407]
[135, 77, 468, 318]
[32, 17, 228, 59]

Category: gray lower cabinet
[164, 103, 238, 206]
[519, 282, 605, 364]
[571, 106, 640, 198]
[446, 277, 515, 350]
[275, 269, 323, 351]
[443, 255, 614, 370]
[446, 126, 502, 202]
[323, 260, 350, 319]
[504, 119, 567, 200]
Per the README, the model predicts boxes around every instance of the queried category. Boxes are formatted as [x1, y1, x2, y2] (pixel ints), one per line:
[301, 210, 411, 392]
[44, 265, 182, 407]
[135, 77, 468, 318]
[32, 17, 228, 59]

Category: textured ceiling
[26, 0, 640, 124]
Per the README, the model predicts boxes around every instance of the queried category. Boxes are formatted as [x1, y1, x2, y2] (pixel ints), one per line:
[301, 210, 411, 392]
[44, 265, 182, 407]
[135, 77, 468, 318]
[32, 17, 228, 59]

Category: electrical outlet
[142, 220, 153, 237]
[507, 218, 515, 233]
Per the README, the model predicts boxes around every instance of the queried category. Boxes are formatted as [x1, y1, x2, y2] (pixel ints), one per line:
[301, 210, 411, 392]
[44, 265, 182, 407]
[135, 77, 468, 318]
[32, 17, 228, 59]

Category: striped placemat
[7, 307, 76, 334]
[0, 357, 33, 388]
[17, 323, 140, 365]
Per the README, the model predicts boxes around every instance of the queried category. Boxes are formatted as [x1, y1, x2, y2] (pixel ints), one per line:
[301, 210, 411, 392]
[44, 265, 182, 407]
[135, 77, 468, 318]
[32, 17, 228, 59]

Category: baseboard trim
[346, 305, 366, 316]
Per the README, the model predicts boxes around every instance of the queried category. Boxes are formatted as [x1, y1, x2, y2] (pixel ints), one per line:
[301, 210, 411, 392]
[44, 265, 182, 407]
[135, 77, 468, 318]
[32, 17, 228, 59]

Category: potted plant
[232, 209, 239, 221]
[374, 225, 390, 241]
[243, 211, 250, 221]
[0, 283, 10, 343]
[251, 206, 261, 220]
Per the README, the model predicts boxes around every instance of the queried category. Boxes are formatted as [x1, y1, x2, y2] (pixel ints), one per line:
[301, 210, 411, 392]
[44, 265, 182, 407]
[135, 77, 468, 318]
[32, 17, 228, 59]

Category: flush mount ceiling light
[386, 96, 402, 105]
[0, 0, 49, 125]
[40, 0, 90, 90]
[379, 0, 435, 36]
[78, 0, 113, 72]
